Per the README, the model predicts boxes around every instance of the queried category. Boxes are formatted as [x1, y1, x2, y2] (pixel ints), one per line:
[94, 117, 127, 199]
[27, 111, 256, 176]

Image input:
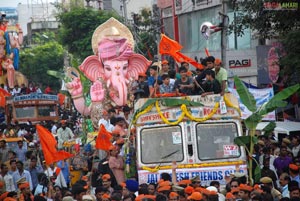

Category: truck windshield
[196, 122, 241, 160]
[15, 107, 35, 118]
[140, 125, 184, 164]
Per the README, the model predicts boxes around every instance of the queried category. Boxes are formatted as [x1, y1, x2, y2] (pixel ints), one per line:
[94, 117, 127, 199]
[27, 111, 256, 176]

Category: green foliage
[244, 113, 262, 130]
[229, 0, 300, 39]
[280, 30, 300, 85]
[234, 76, 256, 112]
[258, 84, 300, 116]
[234, 76, 299, 184]
[133, 7, 159, 60]
[254, 165, 262, 183]
[262, 121, 276, 136]
[57, 7, 120, 61]
[234, 136, 258, 147]
[20, 41, 64, 91]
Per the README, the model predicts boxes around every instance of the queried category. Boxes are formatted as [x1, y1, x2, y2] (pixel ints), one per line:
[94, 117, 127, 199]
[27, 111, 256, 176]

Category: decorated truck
[132, 94, 247, 186]
[5, 93, 59, 124]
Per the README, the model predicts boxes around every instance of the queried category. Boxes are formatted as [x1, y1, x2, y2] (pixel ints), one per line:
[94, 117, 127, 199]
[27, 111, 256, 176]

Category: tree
[229, 0, 300, 39]
[280, 30, 300, 85]
[19, 41, 64, 91]
[132, 6, 160, 60]
[57, 7, 120, 61]
[233, 76, 299, 185]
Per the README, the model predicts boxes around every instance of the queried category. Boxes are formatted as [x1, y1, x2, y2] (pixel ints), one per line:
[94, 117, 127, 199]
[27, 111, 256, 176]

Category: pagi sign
[228, 59, 251, 68]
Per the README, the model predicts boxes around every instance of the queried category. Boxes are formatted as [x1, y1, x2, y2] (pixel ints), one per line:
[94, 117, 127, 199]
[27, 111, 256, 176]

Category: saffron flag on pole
[0, 88, 11, 107]
[159, 34, 183, 55]
[159, 34, 203, 70]
[36, 125, 73, 165]
[95, 124, 113, 151]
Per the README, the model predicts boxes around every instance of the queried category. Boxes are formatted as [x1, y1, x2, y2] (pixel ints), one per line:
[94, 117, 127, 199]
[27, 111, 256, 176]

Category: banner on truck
[138, 165, 247, 186]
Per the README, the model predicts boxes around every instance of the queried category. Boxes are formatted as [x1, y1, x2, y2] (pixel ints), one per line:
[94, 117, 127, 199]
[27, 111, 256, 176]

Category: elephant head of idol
[79, 18, 151, 106]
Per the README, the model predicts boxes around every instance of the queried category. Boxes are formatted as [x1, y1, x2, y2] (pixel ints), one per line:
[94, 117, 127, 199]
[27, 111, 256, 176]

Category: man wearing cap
[101, 174, 114, 194]
[57, 120, 74, 150]
[160, 60, 170, 76]
[238, 184, 253, 201]
[19, 182, 34, 201]
[260, 176, 282, 200]
[168, 191, 180, 201]
[188, 192, 203, 201]
[282, 138, 292, 153]
[279, 172, 290, 198]
[289, 164, 300, 186]
[191, 175, 201, 188]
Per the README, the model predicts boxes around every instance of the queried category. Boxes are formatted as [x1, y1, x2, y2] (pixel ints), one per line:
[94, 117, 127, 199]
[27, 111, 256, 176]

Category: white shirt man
[57, 121, 74, 149]
[0, 164, 16, 192]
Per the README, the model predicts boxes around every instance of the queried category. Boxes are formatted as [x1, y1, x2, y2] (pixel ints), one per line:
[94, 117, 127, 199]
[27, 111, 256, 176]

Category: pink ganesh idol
[65, 18, 151, 124]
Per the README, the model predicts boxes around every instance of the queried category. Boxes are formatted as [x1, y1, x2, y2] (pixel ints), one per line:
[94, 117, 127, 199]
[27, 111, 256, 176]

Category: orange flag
[176, 52, 204, 69]
[159, 34, 203, 70]
[0, 88, 11, 107]
[57, 93, 65, 106]
[159, 34, 182, 55]
[96, 124, 113, 151]
[36, 125, 73, 165]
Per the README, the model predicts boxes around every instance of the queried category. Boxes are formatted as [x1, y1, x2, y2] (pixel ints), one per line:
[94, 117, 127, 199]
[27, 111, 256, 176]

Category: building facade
[158, 0, 264, 86]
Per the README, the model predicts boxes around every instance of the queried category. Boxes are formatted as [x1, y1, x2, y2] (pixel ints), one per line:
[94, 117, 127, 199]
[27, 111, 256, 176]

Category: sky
[0, 0, 57, 8]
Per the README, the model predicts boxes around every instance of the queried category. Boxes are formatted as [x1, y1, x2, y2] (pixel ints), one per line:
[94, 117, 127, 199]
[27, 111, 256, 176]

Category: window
[196, 122, 240, 160]
[140, 126, 184, 164]
[15, 107, 35, 118]
[38, 105, 56, 117]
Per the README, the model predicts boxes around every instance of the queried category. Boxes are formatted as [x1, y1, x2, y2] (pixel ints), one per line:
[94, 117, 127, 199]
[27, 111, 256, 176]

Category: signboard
[13, 93, 58, 101]
[136, 107, 239, 124]
[229, 87, 275, 120]
[229, 59, 251, 68]
[223, 145, 239, 156]
[138, 165, 247, 186]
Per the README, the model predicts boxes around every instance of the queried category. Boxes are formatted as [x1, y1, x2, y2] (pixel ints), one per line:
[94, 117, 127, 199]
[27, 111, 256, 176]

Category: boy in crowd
[201, 69, 221, 97]
[174, 67, 194, 95]
[159, 74, 175, 94]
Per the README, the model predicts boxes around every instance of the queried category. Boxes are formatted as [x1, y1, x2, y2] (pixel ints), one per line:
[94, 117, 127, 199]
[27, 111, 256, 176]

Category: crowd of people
[131, 56, 227, 99]
[0, 104, 299, 201]
[0, 57, 299, 201]
[0, 82, 54, 96]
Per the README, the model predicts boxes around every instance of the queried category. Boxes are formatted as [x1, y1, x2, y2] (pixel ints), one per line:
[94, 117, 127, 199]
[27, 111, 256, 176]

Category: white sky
[0, 0, 57, 8]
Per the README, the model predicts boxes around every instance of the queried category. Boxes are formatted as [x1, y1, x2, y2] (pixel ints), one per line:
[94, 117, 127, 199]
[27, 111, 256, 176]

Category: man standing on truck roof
[57, 120, 74, 150]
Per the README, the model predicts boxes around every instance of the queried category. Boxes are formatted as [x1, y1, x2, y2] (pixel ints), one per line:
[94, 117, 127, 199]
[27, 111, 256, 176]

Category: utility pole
[122, 0, 128, 24]
[221, 0, 228, 69]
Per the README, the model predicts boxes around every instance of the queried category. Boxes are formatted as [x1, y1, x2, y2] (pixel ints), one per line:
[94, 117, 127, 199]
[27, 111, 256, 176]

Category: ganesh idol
[65, 18, 151, 126]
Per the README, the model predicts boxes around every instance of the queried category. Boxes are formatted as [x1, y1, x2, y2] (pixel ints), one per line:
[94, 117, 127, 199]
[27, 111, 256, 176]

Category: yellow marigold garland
[182, 102, 219, 122]
[224, 95, 241, 116]
[155, 100, 185, 125]
[133, 103, 154, 124]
